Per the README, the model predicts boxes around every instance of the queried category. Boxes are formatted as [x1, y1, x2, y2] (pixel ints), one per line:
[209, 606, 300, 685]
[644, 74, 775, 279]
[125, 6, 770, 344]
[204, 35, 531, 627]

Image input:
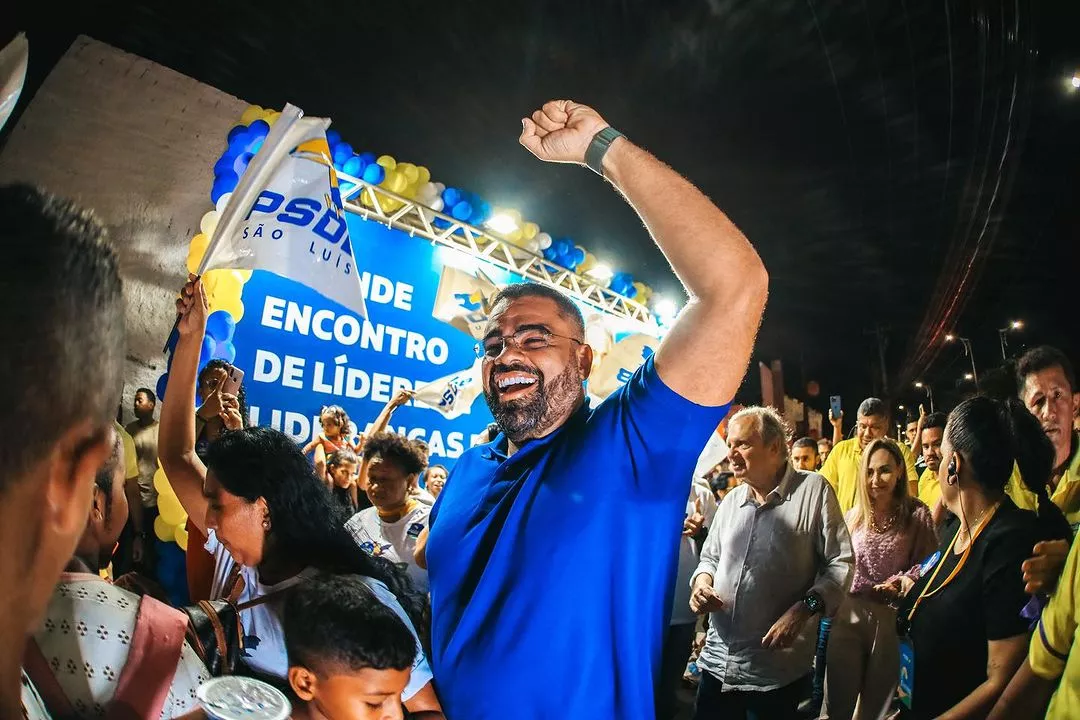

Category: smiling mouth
[493, 372, 539, 399]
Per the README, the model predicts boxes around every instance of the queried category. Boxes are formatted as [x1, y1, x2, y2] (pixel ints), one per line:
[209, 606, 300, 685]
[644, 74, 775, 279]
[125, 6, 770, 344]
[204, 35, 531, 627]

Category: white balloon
[200, 211, 219, 237]
[535, 232, 553, 250]
[419, 181, 439, 199]
[525, 238, 540, 254]
[430, 197, 445, 213]
[434, 182, 446, 193]
[215, 192, 233, 213]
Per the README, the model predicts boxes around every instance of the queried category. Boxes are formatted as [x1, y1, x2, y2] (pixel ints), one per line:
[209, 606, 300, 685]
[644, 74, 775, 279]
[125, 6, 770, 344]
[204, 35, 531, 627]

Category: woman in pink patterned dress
[820, 438, 937, 720]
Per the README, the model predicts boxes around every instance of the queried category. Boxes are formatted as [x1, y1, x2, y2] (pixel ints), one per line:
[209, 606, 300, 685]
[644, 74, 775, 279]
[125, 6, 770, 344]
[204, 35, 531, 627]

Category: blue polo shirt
[427, 355, 729, 719]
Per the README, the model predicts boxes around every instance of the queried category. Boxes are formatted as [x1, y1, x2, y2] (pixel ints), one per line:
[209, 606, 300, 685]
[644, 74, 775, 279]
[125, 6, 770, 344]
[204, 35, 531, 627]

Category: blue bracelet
[585, 126, 625, 176]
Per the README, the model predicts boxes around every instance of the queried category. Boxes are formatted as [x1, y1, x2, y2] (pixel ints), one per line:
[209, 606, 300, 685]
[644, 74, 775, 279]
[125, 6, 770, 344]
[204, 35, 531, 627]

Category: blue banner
[232, 214, 512, 466]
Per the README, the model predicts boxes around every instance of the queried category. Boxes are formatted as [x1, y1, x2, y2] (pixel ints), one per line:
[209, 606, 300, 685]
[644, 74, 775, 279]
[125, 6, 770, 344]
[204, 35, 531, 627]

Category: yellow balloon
[508, 228, 524, 244]
[376, 155, 396, 171]
[634, 290, 648, 304]
[386, 171, 408, 194]
[257, 108, 277, 121]
[152, 467, 170, 496]
[200, 211, 219, 237]
[234, 269, 253, 283]
[507, 209, 523, 225]
[239, 105, 264, 126]
[215, 295, 245, 323]
[186, 234, 210, 275]
[158, 492, 185, 526]
[522, 222, 539, 240]
[174, 524, 189, 551]
[264, 111, 282, 126]
[417, 166, 431, 184]
[203, 269, 242, 305]
[579, 252, 597, 273]
[154, 515, 175, 543]
[399, 163, 419, 185]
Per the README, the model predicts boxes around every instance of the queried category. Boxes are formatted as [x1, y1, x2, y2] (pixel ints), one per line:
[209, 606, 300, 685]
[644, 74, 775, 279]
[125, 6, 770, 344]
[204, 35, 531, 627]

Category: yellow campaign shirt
[819, 436, 918, 513]
[114, 420, 139, 482]
[918, 468, 941, 510]
[1006, 434, 1080, 529]
[1030, 531, 1080, 719]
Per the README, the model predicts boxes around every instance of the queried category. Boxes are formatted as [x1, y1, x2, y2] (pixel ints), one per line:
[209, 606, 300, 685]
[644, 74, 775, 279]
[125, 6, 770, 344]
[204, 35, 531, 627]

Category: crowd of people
[2, 98, 1080, 720]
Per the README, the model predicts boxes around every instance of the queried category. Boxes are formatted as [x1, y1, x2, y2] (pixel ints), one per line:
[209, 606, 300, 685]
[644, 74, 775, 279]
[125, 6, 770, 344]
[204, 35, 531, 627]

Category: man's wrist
[599, 134, 631, 182]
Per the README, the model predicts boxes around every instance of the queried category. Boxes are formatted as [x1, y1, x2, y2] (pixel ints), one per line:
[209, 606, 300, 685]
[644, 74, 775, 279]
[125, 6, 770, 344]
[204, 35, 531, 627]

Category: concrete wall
[0, 36, 247, 422]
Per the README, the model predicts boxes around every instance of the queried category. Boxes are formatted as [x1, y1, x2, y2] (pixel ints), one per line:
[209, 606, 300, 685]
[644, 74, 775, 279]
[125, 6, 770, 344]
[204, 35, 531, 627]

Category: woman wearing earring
[893, 396, 1071, 719]
[159, 276, 445, 717]
[820, 438, 937, 720]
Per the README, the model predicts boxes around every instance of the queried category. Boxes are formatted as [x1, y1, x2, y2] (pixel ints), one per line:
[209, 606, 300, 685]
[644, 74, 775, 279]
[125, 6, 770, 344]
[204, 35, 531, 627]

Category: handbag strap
[235, 575, 305, 612]
[107, 595, 188, 720]
[22, 639, 77, 718]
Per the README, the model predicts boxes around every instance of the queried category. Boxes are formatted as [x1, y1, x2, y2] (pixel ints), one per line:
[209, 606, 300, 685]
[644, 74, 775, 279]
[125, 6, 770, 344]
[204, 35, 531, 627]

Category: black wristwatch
[802, 591, 825, 614]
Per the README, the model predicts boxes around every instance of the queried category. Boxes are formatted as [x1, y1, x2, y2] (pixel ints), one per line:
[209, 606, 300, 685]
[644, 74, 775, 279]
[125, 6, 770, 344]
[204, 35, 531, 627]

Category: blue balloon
[211, 178, 231, 205]
[473, 200, 492, 224]
[542, 246, 560, 262]
[342, 155, 362, 176]
[554, 237, 573, 256]
[247, 137, 265, 154]
[213, 153, 238, 177]
[358, 151, 376, 165]
[228, 130, 250, 153]
[247, 119, 270, 138]
[333, 142, 354, 165]
[231, 152, 254, 177]
[442, 187, 461, 207]
[205, 310, 236, 343]
[226, 124, 247, 143]
[156, 373, 169, 403]
[199, 336, 216, 368]
[326, 129, 342, 148]
[215, 169, 239, 190]
[451, 201, 473, 221]
[217, 341, 237, 364]
[361, 162, 385, 184]
[566, 247, 586, 269]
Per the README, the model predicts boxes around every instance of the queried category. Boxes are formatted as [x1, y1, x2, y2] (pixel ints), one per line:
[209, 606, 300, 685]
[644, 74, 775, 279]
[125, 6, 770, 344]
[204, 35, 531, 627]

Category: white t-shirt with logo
[205, 531, 432, 699]
[345, 504, 430, 593]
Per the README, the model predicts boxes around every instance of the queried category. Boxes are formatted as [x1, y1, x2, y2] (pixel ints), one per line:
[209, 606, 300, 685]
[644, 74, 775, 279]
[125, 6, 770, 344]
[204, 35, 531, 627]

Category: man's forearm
[602, 139, 764, 305]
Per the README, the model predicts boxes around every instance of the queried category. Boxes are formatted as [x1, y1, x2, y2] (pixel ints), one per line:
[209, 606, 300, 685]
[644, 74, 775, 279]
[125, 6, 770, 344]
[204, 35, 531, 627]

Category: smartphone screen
[829, 395, 842, 418]
[221, 366, 245, 396]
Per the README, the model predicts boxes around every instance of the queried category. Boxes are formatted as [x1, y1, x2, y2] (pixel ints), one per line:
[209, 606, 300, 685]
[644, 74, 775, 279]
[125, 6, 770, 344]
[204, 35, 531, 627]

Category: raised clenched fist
[519, 100, 610, 165]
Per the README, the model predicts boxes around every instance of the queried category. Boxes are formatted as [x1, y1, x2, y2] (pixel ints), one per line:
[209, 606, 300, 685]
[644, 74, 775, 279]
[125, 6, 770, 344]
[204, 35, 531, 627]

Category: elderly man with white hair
[689, 406, 853, 720]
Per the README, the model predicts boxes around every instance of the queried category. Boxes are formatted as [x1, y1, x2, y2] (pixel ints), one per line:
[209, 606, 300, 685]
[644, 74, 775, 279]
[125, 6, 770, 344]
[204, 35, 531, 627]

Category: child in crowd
[304, 405, 360, 484]
[327, 448, 371, 514]
[345, 432, 431, 593]
[284, 572, 419, 720]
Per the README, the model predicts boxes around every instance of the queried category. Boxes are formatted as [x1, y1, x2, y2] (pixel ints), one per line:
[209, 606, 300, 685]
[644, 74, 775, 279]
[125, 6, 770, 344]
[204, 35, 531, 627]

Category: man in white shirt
[345, 432, 431, 592]
[690, 406, 853, 720]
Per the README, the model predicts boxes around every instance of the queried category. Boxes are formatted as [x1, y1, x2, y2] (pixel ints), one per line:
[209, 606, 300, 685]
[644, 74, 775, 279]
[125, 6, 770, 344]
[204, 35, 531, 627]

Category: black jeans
[693, 670, 807, 720]
[656, 622, 697, 720]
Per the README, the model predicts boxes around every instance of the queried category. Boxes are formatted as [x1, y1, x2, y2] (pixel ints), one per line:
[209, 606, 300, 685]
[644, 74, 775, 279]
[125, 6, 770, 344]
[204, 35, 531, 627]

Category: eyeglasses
[475, 328, 584, 359]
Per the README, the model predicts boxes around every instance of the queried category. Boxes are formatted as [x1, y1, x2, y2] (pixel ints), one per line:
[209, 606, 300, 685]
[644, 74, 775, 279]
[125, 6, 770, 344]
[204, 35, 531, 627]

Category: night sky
[4, 1, 1079, 423]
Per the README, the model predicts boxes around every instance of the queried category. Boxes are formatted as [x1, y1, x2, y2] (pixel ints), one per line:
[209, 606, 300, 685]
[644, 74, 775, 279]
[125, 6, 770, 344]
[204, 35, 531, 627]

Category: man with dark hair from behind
[285, 572, 431, 720]
[0, 184, 124, 717]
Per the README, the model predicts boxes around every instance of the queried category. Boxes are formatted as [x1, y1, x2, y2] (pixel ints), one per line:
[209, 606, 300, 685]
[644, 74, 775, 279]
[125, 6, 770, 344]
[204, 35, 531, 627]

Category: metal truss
[335, 172, 657, 328]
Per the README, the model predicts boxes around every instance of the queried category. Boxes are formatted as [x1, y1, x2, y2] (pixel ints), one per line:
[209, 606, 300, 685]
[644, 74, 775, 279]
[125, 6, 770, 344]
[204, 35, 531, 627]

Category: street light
[998, 320, 1024, 361]
[914, 381, 935, 413]
[946, 334, 979, 390]
[963, 372, 975, 381]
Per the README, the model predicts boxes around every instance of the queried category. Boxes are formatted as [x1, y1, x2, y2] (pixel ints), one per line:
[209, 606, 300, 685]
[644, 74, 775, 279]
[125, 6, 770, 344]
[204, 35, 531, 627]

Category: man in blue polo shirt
[426, 99, 769, 719]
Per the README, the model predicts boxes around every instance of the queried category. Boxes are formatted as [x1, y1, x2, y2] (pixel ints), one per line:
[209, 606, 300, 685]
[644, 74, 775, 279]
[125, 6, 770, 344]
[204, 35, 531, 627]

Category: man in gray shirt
[690, 406, 853, 719]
